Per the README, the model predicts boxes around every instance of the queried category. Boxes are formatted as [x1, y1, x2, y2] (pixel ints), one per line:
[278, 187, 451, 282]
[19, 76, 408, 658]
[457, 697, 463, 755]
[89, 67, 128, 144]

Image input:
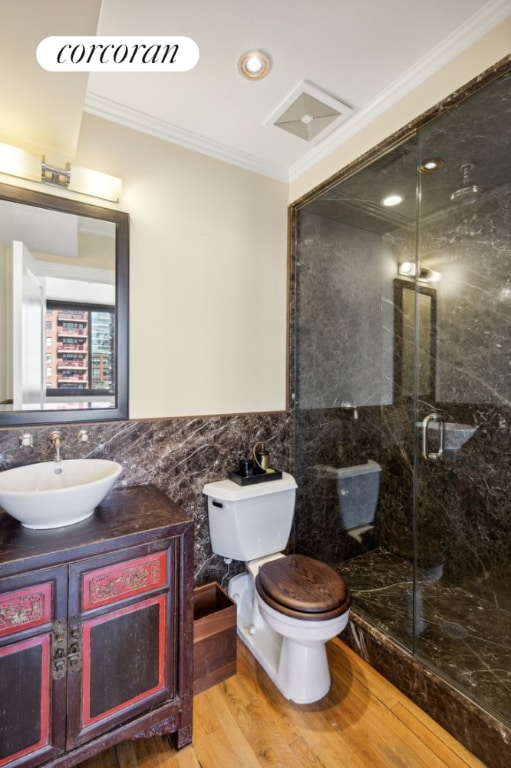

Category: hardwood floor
[82, 638, 486, 768]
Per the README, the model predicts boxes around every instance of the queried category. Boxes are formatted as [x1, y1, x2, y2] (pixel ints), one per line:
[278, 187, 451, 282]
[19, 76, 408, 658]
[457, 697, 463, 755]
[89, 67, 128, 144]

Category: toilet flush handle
[422, 412, 444, 461]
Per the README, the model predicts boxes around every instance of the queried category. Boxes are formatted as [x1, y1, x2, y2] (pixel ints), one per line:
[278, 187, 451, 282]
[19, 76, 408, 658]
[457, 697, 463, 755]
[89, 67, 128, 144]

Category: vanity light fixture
[398, 262, 441, 283]
[420, 267, 441, 283]
[381, 193, 403, 207]
[0, 141, 123, 202]
[238, 49, 272, 80]
[398, 261, 416, 277]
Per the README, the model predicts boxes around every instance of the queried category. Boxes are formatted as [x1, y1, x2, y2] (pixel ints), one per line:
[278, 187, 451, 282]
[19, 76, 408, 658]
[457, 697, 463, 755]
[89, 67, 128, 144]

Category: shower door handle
[422, 412, 444, 461]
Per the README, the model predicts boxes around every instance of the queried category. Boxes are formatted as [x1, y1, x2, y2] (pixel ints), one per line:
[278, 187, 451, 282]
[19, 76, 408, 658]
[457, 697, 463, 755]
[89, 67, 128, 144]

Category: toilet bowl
[227, 553, 351, 703]
[254, 553, 351, 702]
[203, 473, 351, 703]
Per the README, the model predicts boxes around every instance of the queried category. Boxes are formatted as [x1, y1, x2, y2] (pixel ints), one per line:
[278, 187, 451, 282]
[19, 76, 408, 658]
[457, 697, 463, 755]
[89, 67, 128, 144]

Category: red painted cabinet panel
[66, 542, 175, 749]
[0, 487, 194, 768]
[0, 567, 68, 768]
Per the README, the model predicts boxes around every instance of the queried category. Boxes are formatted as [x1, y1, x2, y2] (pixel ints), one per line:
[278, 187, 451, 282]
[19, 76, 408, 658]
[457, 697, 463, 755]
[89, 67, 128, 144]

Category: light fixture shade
[398, 261, 416, 276]
[68, 166, 123, 202]
[0, 142, 40, 182]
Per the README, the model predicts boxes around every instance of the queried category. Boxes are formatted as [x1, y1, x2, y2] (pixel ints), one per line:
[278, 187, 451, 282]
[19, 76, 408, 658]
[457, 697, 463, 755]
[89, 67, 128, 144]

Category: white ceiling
[1, 0, 508, 182]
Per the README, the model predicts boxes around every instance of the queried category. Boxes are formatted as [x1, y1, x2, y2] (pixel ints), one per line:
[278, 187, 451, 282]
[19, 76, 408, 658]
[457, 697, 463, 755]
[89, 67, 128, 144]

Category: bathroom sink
[0, 459, 122, 529]
[443, 422, 478, 450]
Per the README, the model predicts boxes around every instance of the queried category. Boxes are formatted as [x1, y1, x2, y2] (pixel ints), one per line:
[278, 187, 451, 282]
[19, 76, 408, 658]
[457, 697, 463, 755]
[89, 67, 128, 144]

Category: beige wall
[75, 115, 289, 418]
[289, 18, 511, 203]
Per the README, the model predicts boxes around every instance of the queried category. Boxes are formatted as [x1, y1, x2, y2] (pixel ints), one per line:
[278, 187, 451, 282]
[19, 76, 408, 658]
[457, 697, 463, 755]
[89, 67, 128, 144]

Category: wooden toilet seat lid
[255, 554, 351, 621]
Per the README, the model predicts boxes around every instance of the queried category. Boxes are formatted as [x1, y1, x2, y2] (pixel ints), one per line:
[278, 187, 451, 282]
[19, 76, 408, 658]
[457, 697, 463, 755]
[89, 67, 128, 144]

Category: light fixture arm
[41, 156, 71, 188]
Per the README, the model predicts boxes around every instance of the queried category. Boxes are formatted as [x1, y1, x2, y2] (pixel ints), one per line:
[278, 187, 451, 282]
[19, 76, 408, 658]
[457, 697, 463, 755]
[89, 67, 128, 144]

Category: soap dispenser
[253, 441, 270, 473]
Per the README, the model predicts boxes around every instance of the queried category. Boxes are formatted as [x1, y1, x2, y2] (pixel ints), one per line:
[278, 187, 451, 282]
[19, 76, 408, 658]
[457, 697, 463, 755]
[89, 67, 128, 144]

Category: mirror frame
[393, 278, 437, 404]
[0, 182, 129, 426]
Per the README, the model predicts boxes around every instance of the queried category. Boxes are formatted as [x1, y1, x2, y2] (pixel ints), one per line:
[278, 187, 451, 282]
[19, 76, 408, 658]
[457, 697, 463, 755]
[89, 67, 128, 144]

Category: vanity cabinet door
[0, 567, 68, 768]
[66, 541, 176, 749]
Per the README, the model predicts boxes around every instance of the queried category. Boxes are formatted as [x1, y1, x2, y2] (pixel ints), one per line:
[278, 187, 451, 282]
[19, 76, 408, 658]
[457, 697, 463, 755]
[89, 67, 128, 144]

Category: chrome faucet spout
[48, 430, 63, 463]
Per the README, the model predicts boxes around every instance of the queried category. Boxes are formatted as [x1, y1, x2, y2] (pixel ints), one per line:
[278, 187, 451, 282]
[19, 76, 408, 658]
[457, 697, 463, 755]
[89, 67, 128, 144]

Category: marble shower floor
[339, 549, 511, 727]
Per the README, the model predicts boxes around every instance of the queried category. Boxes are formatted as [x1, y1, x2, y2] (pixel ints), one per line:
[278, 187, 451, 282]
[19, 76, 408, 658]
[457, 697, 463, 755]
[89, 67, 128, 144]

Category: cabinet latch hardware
[52, 618, 68, 680]
[67, 615, 82, 673]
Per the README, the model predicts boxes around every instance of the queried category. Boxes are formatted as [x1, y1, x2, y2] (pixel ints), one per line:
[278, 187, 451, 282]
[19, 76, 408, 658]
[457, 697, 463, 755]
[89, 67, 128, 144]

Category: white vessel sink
[0, 459, 122, 529]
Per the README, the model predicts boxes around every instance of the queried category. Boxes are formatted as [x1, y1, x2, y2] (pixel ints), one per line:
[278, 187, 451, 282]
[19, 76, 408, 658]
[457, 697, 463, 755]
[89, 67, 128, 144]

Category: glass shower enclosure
[292, 68, 511, 733]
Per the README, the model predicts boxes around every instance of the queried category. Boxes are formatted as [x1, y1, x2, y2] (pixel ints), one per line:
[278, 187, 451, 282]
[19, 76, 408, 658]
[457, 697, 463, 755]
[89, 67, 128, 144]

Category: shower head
[450, 162, 481, 204]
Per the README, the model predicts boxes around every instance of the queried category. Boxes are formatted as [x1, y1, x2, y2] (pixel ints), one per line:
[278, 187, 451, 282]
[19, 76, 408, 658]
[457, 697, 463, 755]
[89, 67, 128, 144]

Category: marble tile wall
[291, 67, 511, 765]
[0, 411, 292, 585]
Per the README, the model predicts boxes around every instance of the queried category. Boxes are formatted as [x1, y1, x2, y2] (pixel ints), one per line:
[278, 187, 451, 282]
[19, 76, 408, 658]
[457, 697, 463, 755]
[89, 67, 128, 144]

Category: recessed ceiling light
[420, 158, 445, 173]
[381, 193, 403, 207]
[238, 49, 271, 80]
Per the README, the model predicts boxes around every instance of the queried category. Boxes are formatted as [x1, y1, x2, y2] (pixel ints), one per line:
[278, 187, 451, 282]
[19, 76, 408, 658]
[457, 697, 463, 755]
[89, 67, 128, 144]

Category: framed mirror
[0, 182, 129, 425]
[393, 278, 437, 403]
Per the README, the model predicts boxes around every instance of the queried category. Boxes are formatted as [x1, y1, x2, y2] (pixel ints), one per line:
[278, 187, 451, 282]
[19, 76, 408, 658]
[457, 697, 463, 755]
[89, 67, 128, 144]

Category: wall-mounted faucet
[48, 430, 63, 463]
[335, 399, 359, 420]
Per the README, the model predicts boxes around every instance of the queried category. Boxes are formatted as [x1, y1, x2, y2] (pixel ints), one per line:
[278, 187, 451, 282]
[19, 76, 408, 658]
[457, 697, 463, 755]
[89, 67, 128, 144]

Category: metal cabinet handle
[422, 412, 444, 461]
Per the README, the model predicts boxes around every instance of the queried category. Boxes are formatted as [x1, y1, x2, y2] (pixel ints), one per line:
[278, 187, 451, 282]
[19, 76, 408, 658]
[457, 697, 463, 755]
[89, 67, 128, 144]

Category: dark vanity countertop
[0, 485, 193, 577]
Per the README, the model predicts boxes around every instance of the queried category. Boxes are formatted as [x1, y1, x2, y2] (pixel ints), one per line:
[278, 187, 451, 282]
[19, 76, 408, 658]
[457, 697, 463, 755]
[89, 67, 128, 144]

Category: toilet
[337, 460, 381, 542]
[203, 472, 351, 703]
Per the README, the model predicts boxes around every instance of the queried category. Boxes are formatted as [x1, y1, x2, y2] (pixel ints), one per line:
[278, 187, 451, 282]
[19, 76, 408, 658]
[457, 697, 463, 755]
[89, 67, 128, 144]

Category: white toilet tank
[203, 472, 297, 562]
[337, 460, 381, 530]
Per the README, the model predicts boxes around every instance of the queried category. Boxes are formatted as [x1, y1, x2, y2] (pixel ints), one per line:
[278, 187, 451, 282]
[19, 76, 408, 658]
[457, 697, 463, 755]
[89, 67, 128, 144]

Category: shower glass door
[293, 68, 511, 730]
[414, 73, 511, 721]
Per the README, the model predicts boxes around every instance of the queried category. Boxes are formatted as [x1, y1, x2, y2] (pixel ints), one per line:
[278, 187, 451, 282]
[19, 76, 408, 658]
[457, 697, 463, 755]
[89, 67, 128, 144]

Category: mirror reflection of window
[45, 302, 115, 399]
[0, 185, 128, 424]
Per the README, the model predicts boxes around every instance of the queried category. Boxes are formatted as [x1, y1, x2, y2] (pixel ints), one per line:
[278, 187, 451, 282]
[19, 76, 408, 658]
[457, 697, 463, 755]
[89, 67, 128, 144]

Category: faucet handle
[19, 432, 34, 448]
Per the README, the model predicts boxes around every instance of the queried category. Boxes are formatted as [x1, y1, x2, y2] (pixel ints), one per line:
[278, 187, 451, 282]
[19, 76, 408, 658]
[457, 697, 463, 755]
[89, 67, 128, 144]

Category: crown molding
[289, 0, 510, 182]
[83, 92, 289, 182]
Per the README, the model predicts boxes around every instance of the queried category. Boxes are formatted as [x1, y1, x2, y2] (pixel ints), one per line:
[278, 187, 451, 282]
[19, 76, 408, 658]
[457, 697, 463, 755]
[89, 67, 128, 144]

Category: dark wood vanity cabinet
[0, 486, 194, 768]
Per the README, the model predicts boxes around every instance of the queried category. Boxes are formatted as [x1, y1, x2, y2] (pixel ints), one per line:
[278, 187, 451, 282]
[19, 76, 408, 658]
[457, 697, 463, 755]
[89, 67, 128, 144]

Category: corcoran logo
[37, 36, 200, 72]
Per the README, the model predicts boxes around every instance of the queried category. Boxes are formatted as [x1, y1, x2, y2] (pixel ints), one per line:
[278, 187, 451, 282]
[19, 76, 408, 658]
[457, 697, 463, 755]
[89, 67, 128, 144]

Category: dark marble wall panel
[295, 211, 393, 410]
[0, 412, 292, 585]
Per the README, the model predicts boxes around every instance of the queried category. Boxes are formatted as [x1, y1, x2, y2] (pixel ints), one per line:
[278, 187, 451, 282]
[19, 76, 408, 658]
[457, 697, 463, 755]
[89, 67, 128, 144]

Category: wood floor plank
[390, 700, 487, 768]
[236, 642, 375, 768]
[327, 639, 402, 708]
[194, 684, 263, 768]
[325, 666, 452, 768]
[114, 741, 138, 768]
[223, 677, 326, 767]
[227, 643, 318, 765]
[79, 746, 119, 768]
[78, 636, 486, 768]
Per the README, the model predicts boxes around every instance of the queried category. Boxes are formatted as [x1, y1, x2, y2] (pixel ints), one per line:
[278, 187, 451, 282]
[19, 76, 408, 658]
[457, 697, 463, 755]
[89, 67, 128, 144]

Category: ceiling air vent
[267, 82, 354, 142]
